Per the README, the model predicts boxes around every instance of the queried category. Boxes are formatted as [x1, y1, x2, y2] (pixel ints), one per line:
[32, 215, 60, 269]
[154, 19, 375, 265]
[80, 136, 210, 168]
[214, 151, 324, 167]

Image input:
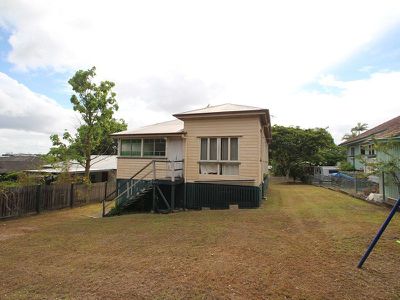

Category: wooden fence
[0, 181, 116, 219]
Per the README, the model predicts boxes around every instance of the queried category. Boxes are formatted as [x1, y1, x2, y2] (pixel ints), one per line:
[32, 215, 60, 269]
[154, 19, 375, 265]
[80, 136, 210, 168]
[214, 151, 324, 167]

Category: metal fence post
[354, 176, 357, 193]
[382, 172, 386, 202]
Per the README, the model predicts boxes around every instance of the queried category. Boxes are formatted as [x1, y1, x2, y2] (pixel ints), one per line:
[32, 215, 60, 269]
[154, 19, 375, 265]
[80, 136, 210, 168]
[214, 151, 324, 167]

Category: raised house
[110, 103, 271, 212]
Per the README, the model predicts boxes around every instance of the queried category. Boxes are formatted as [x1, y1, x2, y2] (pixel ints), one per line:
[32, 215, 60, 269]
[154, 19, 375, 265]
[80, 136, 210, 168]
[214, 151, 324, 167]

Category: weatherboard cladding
[183, 115, 263, 185]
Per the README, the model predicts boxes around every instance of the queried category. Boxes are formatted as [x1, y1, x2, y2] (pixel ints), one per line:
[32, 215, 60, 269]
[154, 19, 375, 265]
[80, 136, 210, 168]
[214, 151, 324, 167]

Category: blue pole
[357, 197, 400, 268]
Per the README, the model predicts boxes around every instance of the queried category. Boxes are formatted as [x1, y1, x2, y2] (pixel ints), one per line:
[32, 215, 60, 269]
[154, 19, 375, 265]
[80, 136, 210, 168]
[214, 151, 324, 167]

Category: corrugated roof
[28, 155, 117, 174]
[0, 155, 43, 173]
[340, 115, 400, 146]
[110, 103, 271, 141]
[173, 103, 267, 117]
[111, 119, 184, 136]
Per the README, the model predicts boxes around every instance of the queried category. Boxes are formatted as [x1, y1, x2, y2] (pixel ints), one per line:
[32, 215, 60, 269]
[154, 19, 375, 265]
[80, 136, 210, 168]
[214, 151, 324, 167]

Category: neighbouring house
[340, 115, 400, 202]
[111, 103, 271, 211]
[27, 155, 117, 184]
[0, 154, 43, 175]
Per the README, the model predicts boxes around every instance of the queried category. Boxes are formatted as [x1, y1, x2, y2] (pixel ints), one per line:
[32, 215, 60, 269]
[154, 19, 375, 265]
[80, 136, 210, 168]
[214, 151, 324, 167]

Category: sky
[1, 0, 400, 154]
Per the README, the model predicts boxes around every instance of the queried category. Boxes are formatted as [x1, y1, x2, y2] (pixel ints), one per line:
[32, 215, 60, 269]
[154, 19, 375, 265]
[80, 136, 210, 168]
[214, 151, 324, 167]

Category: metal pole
[152, 160, 156, 213]
[382, 172, 386, 202]
[171, 184, 175, 211]
[358, 197, 400, 268]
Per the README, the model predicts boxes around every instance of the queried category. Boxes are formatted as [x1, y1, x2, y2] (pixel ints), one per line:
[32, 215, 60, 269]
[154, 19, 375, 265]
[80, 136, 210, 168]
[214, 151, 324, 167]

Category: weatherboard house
[111, 104, 271, 211]
[340, 115, 400, 202]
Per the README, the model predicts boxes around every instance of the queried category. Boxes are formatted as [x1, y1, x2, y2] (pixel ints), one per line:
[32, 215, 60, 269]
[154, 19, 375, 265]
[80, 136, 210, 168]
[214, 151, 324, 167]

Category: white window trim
[120, 138, 167, 158]
[199, 137, 240, 175]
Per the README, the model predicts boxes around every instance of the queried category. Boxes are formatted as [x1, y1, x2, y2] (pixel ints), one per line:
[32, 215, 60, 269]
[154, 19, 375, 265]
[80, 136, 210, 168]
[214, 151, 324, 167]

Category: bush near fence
[0, 181, 116, 219]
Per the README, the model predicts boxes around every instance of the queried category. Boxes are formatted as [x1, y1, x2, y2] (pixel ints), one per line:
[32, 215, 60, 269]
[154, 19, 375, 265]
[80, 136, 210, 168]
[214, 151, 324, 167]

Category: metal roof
[173, 103, 267, 117]
[110, 103, 271, 142]
[28, 155, 117, 174]
[340, 115, 400, 146]
[111, 119, 184, 136]
[0, 155, 43, 174]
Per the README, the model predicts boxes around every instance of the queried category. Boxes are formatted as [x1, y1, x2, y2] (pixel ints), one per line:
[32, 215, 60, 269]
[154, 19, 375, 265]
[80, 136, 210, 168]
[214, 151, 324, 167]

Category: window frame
[199, 137, 240, 176]
[199, 137, 239, 162]
[368, 144, 375, 156]
[120, 138, 166, 157]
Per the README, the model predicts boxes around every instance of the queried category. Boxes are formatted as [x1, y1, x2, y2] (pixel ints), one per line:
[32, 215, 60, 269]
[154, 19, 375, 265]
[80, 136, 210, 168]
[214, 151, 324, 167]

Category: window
[360, 145, 366, 155]
[221, 138, 228, 160]
[350, 147, 355, 157]
[230, 138, 238, 160]
[368, 144, 375, 156]
[210, 138, 217, 160]
[120, 138, 166, 157]
[121, 139, 142, 156]
[201, 138, 208, 160]
[199, 137, 239, 175]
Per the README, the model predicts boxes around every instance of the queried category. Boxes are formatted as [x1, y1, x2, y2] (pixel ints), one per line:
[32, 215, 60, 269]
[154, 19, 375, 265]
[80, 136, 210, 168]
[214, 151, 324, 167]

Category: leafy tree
[270, 125, 345, 181]
[49, 67, 127, 181]
[342, 122, 368, 140]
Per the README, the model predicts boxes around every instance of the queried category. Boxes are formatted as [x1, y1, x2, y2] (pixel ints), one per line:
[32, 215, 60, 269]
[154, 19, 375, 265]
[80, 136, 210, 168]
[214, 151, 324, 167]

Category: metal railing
[102, 159, 184, 216]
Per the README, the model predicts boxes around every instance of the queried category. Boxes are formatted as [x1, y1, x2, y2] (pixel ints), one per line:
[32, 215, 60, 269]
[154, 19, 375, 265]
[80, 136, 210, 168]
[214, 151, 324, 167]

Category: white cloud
[0, 72, 76, 153]
[272, 71, 400, 143]
[0, 72, 75, 134]
[1, 0, 400, 152]
[0, 129, 53, 154]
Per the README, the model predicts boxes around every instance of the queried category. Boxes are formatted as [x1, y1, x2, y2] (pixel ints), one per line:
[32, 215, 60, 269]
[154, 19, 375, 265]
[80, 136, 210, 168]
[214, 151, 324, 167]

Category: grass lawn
[1, 182, 400, 299]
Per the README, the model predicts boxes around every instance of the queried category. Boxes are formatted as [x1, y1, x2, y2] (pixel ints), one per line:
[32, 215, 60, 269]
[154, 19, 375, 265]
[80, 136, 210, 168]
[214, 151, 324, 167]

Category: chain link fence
[308, 172, 379, 199]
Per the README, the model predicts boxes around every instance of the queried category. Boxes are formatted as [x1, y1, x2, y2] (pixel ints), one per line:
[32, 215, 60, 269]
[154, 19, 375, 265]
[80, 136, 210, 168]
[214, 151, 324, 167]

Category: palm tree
[342, 122, 368, 141]
[351, 122, 368, 136]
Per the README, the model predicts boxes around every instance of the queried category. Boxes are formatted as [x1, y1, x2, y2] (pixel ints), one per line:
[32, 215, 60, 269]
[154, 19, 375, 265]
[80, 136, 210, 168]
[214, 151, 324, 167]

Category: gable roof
[111, 119, 184, 137]
[340, 115, 400, 146]
[173, 103, 268, 118]
[111, 103, 271, 143]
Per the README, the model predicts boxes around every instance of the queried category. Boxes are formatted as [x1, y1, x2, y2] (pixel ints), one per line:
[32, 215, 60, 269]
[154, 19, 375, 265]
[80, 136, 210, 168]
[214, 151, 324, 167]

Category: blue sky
[0, 28, 73, 108]
[303, 24, 400, 94]
[1, 1, 400, 154]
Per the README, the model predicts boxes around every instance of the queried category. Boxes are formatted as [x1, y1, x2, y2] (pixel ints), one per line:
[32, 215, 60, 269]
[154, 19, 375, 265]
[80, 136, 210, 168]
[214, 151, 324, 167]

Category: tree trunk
[286, 169, 290, 180]
[85, 155, 91, 182]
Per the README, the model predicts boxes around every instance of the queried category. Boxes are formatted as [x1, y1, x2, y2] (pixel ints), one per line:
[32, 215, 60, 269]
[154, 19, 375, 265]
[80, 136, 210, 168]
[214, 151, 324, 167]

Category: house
[27, 155, 117, 183]
[111, 103, 271, 212]
[0, 154, 43, 175]
[340, 115, 400, 202]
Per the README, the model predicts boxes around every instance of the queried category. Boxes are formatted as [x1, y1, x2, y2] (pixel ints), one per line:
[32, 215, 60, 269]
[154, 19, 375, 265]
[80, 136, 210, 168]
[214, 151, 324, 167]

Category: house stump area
[116, 177, 268, 213]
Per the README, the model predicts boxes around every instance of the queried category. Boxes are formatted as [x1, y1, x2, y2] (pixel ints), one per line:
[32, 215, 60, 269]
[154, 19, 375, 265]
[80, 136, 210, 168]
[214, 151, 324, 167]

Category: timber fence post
[70, 183, 74, 208]
[35, 185, 41, 214]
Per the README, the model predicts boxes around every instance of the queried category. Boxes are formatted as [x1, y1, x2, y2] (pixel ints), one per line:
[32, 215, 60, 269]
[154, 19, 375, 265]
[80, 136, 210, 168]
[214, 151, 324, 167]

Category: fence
[309, 173, 379, 198]
[0, 180, 116, 219]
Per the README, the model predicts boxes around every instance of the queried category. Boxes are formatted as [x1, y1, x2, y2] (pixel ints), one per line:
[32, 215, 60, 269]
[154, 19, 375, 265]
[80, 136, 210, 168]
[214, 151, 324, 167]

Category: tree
[49, 67, 127, 181]
[342, 122, 368, 140]
[270, 125, 346, 181]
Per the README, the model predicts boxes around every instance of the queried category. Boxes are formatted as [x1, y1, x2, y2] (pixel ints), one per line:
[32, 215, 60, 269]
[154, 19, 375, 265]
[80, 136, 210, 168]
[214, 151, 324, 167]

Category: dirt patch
[0, 225, 38, 241]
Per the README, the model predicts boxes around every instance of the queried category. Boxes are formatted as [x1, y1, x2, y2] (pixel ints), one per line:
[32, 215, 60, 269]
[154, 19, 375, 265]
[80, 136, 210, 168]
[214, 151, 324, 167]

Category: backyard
[1, 182, 400, 299]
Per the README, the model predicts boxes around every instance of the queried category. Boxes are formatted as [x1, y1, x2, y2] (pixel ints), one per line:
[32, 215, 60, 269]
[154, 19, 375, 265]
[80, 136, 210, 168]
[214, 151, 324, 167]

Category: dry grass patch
[1, 183, 400, 299]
